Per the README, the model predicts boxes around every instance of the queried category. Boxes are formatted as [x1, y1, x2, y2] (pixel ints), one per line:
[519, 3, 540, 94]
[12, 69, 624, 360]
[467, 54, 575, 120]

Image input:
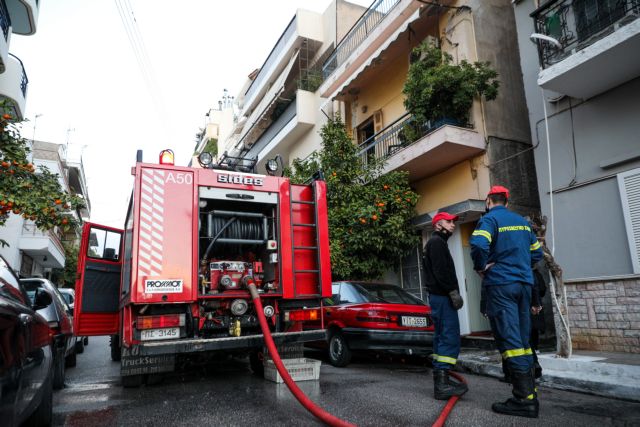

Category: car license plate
[401, 316, 427, 327]
[140, 327, 179, 341]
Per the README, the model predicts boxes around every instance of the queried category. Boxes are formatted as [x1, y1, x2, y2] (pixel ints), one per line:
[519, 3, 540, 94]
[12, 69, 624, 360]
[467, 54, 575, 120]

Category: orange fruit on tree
[2, 113, 11, 120]
[62, 218, 68, 225]
[372, 214, 378, 221]
[54, 199, 62, 205]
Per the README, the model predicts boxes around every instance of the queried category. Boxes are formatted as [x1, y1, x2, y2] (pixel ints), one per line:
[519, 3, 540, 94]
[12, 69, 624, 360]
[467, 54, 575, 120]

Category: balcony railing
[244, 16, 297, 105]
[8, 53, 28, 97]
[0, 1, 10, 41]
[532, 0, 640, 68]
[322, 0, 401, 79]
[356, 113, 469, 165]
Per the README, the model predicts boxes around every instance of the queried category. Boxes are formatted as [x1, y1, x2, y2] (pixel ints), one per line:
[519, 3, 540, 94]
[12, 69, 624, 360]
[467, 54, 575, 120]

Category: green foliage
[51, 242, 79, 287]
[0, 102, 84, 247]
[287, 116, 419, 280]
[403, 43, 499, 125]
[202, 138, 218, 158]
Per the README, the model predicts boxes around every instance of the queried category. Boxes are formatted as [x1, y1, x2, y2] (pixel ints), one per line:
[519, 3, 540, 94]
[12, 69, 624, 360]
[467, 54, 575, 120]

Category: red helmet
[487, 185, 510, 199]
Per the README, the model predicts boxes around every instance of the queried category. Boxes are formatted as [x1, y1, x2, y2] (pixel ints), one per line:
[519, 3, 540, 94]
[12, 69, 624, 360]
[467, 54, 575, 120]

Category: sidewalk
[456, 348, 640, 402]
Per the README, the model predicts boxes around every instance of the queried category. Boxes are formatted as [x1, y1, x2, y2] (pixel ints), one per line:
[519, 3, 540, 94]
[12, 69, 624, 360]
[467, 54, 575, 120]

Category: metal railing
[0, 0, 10, 41]
[322, 0, 401, 79]
[356, 114, 469, 166]
[9, 54, 28, 97]
[532, 0, 640, 68]
[244, 16, 297, 105]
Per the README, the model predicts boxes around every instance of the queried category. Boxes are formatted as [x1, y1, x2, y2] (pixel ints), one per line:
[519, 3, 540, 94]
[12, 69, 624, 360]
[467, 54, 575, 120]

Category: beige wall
[413, 154, 489, 214]
[348, 53, 408, 131]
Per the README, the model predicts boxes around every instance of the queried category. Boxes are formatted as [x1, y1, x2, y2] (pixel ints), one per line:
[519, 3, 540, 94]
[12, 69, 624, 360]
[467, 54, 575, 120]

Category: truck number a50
[166, 173, 193, 184]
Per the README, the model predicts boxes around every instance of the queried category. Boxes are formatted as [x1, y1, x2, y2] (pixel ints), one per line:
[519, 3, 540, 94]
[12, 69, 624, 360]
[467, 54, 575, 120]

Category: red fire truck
[73, 151, 331, 386]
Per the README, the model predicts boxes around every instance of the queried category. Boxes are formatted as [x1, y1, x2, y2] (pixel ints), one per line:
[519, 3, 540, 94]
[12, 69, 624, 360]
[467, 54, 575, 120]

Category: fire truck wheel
[84, 336, 89, 346]
[249, 350, 264, 377]
[122, 374, 144, 388]
[328, 332, 352, 367]
[110, 335, 121, 362]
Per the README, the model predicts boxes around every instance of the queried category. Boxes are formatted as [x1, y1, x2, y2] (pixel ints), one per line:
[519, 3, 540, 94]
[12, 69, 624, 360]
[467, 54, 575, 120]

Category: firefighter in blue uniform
[423, 212, 468, 400]
[470, 186, 543, 418]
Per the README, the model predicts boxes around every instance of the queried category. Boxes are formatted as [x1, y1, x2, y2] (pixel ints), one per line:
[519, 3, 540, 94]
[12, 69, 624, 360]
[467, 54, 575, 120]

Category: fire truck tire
[122, 374, 144, 388]
[249, 350, 264, 377]
[84, 336, 89, 345]
[110, 335, 121, 362]
[328, 332, 352, 367]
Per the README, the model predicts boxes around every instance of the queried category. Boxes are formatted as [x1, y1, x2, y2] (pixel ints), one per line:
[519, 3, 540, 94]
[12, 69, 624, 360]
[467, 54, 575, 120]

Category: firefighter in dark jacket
[423, 212, 468, 400]
[470, 186, 543, 418]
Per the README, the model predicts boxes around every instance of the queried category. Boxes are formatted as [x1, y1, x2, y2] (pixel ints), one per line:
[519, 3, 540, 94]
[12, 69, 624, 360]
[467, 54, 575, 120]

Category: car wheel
[52, 351, 65, 390]
[75, 338, 85, 354]
[84, 336, 89, 346]
[23, 371, 53, 426]
[249, 349, 264, 377]
[65, 349, 77, 368]
[328, 331, 352, 367]
[122, 374, 144, 388]
[110, 335, 121, 362]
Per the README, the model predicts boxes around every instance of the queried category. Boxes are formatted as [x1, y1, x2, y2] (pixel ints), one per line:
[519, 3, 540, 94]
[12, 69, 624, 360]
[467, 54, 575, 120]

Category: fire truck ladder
[290, 181, 322, 297]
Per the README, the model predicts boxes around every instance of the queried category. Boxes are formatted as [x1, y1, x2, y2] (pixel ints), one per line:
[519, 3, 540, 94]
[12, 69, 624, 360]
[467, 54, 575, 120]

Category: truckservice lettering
[144, 279, 183, 294]
[217, 174, 264, 186]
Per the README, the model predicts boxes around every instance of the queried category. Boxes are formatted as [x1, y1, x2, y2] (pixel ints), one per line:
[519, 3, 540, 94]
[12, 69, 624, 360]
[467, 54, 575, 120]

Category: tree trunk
[531, 215, 572, 358]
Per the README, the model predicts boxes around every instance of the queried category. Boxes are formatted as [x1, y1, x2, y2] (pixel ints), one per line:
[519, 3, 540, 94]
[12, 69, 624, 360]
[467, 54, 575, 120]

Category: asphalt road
[55, 336, 640, 426]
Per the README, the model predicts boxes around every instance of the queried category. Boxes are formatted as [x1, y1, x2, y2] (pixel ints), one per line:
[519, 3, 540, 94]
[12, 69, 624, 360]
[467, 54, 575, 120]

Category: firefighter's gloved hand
[449, 290, 464, 310]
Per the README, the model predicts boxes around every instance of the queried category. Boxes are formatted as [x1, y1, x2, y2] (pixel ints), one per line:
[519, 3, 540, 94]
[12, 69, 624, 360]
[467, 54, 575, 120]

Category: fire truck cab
[74, 152, 331, 385]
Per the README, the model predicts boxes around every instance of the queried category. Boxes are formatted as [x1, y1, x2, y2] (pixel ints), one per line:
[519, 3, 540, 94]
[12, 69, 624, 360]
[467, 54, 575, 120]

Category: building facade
[0, 141, 91, 278]
[512, 0, 640, 352]
[212, 0, 539, 336]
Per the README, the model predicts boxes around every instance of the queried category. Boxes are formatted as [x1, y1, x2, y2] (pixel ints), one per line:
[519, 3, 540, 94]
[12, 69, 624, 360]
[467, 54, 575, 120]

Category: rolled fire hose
[247, 281, 355, 427]
[248, 280, 464, 427]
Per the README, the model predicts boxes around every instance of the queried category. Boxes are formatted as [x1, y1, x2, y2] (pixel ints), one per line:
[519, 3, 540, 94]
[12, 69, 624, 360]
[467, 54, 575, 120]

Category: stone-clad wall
[566, 278, 640, 353]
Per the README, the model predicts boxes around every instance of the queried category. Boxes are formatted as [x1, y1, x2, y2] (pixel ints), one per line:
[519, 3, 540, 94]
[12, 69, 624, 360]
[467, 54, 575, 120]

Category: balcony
[0, 53, 28, 119]
[19, 223, 65, 269]
[241, 89, 316, 168]
[242, 10, 323, 117]
[0, 1, 10, 73]
[319, 0, 425, 98]
[532, 0, 640, 98]
[357, 114, 484, 182]
[5, 0, 39, 35]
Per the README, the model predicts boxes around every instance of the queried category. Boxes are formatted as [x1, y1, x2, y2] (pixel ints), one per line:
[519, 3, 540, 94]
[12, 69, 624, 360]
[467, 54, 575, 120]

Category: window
[618, 167, 640, 274]
[87, 226, 122, 261]
[338, 283, 365, 304]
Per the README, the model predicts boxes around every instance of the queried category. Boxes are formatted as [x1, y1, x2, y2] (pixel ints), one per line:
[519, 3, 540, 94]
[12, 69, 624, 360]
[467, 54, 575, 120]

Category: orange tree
[0, 105, 84, 247]
[286, 116, 419, 280]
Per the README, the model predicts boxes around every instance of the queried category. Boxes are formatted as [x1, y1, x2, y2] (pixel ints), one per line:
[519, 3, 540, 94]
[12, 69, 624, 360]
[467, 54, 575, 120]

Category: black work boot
[500, 359, 512, 383]
[433, 370, 468, 400]
[492, 370, 539, 418]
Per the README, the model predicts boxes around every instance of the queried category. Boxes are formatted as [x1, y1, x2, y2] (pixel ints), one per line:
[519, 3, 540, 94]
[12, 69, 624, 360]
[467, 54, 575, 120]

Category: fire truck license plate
[140, 327, 179, 341]
[401, 316, 427, 327]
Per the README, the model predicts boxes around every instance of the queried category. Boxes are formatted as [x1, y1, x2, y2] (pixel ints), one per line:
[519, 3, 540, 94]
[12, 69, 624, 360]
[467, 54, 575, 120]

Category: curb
[456, 351, 640, 403]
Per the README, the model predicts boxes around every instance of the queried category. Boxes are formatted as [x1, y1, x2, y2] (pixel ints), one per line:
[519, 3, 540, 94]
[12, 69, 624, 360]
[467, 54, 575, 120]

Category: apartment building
[211, 0, 538, 336]
[209, 1, 366, 171]
[512, 0, 640, 352]
[0, 0, 38, 120]
[308, 0, 538, 336]
[0, 141, 91, 278]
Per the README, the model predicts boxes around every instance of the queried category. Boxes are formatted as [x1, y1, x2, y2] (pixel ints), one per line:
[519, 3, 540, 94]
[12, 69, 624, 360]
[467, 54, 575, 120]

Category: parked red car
[321, 281, 434, 367]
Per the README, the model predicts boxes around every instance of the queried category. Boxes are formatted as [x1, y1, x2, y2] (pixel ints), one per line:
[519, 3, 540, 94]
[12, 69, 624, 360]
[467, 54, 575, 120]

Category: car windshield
[353, 283, 426, 305]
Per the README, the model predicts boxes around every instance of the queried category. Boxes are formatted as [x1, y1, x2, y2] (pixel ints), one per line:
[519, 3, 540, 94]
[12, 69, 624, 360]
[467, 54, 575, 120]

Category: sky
[11, 0, 370, 228]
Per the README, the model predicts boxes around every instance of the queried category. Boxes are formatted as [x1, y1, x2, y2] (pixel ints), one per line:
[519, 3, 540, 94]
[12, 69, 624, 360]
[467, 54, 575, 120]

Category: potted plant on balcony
[401, 42, 499, 144]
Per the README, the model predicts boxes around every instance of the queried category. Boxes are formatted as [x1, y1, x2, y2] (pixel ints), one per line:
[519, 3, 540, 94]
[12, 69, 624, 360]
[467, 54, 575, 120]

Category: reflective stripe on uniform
[502, 348, 533, 359]
[472, 230, 492, 243]
[530, 241, 541, 251]
[433, 354, 457, 365]
[526, 393, 535, 400]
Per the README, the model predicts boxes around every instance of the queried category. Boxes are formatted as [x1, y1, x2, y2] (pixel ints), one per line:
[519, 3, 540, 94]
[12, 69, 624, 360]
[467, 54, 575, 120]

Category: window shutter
[619, 168, 640, 273]
[373, 110, 383, 133]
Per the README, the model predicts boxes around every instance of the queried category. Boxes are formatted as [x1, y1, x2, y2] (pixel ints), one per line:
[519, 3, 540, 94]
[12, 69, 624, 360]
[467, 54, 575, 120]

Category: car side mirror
[33, 289, 53, 310]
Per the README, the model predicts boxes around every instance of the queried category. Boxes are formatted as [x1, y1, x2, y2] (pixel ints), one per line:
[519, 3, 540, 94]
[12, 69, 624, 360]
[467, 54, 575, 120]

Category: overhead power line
[114, 0, 171, 145]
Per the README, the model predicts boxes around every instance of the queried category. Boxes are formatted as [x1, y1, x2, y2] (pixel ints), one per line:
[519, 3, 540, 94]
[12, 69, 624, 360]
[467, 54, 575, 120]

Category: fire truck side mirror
[136, 150, 143, 163]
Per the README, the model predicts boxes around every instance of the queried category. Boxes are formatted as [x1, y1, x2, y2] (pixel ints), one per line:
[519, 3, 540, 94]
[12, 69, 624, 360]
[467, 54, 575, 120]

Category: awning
[412, 199, 485, 230]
